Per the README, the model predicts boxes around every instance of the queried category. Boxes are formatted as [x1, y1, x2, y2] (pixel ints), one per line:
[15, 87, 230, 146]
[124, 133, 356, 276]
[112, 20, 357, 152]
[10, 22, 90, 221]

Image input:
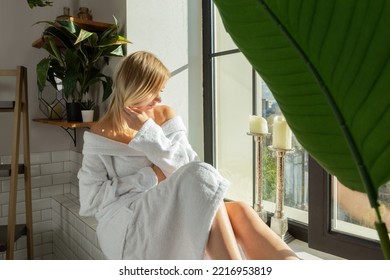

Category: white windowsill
[289, 239, 344, 260]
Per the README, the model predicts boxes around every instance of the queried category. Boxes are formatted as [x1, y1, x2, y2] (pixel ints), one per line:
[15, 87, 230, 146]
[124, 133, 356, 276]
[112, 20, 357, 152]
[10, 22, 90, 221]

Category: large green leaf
[213, 0, 390, 258]
[214, 0, 390, 196]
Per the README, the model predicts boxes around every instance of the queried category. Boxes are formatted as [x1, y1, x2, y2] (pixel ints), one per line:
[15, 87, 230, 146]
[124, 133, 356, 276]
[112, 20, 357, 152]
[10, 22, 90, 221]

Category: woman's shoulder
[90, 119, 109, 136]
[90, 119, 134, 144]
[153, 105, 176, 126]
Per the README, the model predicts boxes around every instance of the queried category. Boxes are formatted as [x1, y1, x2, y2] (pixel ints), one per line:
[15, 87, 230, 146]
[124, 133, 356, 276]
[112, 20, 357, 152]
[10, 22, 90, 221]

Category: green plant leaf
[214, 0, 390, 196]
[213, 0, 390, 258]
[101, 75, 113, 102]
[27, 0, 52, 8]
[36, 58, 51, 91]
[43, 26, 74, 49]
[75, 29, 96, 45]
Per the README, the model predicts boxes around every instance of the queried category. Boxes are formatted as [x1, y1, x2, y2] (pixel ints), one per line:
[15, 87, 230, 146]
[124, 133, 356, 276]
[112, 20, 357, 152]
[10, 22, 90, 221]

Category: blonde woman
[78, 51, 298, 260]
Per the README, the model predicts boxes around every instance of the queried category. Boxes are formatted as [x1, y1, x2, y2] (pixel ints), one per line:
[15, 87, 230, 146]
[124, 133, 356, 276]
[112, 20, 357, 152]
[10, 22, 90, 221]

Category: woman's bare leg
[225, 201, 298, 260]
[206, 203, 243, 260]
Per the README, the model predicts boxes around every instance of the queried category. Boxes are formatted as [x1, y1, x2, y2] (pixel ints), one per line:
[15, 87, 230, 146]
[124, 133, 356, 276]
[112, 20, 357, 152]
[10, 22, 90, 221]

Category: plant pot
[66, 102, 83, 122]
[81, 110, 94, 122]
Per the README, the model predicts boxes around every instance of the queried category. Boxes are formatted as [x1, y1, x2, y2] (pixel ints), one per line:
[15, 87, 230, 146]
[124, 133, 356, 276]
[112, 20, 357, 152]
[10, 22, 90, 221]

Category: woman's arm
[78, 154, 158, 216]
[128, 117, 199, 177]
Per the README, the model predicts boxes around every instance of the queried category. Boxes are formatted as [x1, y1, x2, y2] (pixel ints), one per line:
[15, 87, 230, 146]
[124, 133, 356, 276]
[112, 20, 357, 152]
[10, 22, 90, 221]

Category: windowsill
[289, 239, 344, 260]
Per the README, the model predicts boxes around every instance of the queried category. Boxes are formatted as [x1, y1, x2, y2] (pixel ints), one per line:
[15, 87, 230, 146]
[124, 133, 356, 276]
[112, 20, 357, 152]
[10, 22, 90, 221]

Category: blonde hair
[100, 51, 170, 133]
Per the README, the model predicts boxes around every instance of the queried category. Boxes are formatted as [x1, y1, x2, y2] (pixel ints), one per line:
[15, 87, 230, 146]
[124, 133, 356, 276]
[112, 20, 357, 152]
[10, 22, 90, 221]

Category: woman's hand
[122, 107, 149, 131]
[152, 164, 166, 183]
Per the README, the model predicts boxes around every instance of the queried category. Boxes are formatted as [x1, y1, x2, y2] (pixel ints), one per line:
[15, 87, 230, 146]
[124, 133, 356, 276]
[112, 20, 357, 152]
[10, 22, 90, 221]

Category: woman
[78, 51, 298, 260]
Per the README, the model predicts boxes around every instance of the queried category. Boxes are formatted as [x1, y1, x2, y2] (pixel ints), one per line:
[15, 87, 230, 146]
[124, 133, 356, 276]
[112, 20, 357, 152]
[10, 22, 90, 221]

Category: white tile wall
[0, 150, 102, 260]
[51, 193, 103, 260]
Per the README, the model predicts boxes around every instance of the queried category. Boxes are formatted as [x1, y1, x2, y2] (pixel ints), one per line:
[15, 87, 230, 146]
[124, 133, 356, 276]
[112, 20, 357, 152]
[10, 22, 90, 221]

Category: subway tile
[75, 217, 86, 235]
[32, 198, 52, 211]
[51, 199, 61, 214]
[85, 225, 99, 247]
[80, 236, 92, 256]
[70, 185, 79, 197]
[13, 248, 27, 260]
[68, 161, 81, 174]
[34, 233, 43, 246]
[70, 227, 82, 245]
[32, 188, 41, 200]
[52, 211, 61, 226]
[41, 162, 64, 175]
[42, 231, 53, 244]
[31, 175, 52, 189]
[70, 151, 83, 164]
[64, 183, 71, 193]
[0, 193, 8, 204]
[16, 235, 27, 250]
[90, 244, 104, 260]
[51, 151, 70, 163]
[30, 165, 41, 177]
[30, 152, 52, 165]
[41, 185, 64, 198]
[76, 246, 91, 260]
[41, 208, 52, 221]
[33, 220, 52, 234]
[53, 172, 70, 185]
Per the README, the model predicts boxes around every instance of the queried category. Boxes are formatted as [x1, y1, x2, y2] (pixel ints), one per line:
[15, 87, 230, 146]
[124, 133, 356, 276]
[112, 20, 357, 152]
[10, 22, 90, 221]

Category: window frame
[202, 0, 384, 260]
[308, 158, 384, 259]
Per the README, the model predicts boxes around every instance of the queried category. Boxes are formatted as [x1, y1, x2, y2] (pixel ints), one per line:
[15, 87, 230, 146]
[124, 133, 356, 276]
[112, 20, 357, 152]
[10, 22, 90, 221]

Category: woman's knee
[225, 201, 250, 217]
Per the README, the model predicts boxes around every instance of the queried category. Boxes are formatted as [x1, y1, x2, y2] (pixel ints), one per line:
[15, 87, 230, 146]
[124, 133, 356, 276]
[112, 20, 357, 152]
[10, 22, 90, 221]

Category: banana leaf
[213, 0, 390, 258]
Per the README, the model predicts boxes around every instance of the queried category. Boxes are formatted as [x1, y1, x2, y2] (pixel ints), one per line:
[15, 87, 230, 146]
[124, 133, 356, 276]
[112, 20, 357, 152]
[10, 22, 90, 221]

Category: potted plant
[35, 16, 130, 121]
[81, 98, 95, 122]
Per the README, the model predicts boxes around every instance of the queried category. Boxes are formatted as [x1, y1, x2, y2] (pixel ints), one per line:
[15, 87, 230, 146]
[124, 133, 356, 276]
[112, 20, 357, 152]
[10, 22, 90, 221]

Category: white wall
[126, 0, 203, 157]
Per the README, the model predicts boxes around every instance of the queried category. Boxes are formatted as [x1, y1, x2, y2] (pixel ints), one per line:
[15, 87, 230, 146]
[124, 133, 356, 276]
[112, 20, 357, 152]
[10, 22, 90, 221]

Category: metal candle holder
[268, 146, 295, 243]
[247, 132, 269, 223]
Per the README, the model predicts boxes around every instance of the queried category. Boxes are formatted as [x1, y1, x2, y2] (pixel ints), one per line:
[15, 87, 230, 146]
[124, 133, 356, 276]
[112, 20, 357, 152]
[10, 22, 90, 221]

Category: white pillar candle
[272, 115, 292, 149]
[249, 115, 268, 134]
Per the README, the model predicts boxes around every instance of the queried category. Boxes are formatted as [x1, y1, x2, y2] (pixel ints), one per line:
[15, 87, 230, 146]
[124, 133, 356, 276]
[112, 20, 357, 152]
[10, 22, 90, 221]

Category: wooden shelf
[33, 118, 95, 146]
[32, 17, 113, 49]
[33, 118, 95, 128]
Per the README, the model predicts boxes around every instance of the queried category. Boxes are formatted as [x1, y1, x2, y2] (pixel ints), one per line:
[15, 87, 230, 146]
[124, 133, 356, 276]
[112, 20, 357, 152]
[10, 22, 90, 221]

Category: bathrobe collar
[82, 116, 186, 156]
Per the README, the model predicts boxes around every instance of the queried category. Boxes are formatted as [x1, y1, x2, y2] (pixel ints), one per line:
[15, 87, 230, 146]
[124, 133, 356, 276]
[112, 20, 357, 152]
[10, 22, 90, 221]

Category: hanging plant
[27, 0, 53, 8]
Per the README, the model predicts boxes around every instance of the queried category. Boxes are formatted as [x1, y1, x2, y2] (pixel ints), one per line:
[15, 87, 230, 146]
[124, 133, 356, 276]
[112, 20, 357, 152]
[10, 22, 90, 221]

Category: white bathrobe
[78, 116, 229, 259]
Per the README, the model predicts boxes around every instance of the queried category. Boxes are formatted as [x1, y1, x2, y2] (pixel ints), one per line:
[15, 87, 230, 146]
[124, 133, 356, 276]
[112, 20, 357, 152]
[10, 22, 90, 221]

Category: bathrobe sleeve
[128, 117, 199, 177]
[78, 154, 158, 216]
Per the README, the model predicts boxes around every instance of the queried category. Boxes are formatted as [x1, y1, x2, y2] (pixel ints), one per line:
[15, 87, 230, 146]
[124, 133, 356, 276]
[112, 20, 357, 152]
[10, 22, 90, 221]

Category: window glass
[214, 7, 238, 52]
[332, 178, 390, 241]
[214, 52, 253, 203]
[212, 3, 309, 225]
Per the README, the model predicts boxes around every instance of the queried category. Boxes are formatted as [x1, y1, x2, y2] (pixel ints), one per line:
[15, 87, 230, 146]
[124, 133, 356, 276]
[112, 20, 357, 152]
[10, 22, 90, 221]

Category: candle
[272, 115, 292, 149]
[249, 115, 268, 134]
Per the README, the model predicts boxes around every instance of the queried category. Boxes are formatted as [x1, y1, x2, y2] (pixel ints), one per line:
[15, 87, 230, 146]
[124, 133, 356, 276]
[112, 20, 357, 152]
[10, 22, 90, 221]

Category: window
[202, 0, 386, 259]
[203, 0, 309, 236]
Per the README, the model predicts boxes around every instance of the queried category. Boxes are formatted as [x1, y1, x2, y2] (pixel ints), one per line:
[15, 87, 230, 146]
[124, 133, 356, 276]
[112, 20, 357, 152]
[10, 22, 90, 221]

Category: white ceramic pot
[81, 110, 94, 122]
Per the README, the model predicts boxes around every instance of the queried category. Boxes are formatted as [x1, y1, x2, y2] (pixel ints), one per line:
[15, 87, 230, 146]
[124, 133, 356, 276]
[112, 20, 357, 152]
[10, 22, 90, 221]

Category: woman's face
[129, 88, 164, 111]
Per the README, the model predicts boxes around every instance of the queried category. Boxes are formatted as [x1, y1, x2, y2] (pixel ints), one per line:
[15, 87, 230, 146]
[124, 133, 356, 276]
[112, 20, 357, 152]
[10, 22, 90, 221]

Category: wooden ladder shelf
[0, 66, 34, 259]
